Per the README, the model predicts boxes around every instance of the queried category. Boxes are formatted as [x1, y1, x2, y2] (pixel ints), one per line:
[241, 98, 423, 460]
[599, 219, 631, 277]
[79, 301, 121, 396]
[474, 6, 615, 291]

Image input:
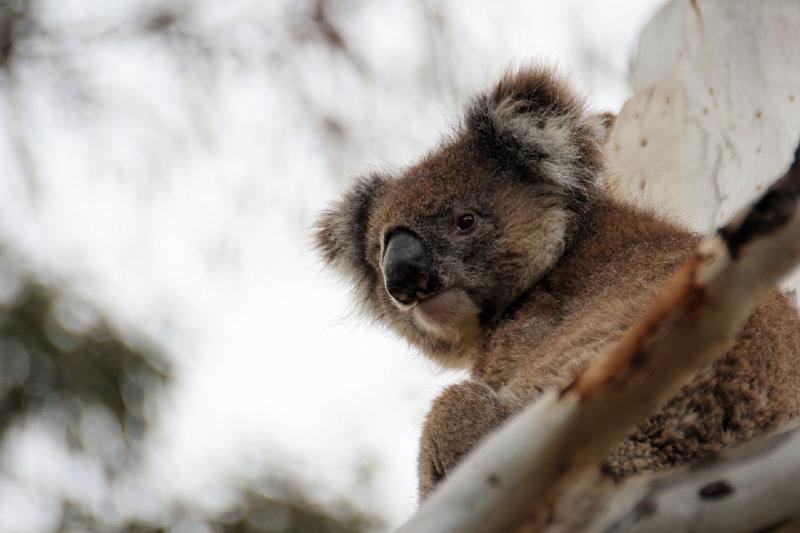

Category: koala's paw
[417, 380, 508, 501]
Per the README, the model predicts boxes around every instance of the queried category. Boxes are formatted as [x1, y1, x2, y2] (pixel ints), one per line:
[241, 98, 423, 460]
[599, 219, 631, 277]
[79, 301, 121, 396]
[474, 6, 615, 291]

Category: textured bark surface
[607, 0, 800, 234]
[583, 424, 800, 533]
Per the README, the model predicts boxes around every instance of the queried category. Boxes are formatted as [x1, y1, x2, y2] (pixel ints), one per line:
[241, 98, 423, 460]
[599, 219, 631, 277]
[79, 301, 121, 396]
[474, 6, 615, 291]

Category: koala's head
[315, 67, 606, 368]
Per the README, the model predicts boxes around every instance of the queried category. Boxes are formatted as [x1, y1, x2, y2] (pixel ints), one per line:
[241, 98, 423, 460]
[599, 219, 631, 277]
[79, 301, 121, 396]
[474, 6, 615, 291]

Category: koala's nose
[383, 230, 441, 305]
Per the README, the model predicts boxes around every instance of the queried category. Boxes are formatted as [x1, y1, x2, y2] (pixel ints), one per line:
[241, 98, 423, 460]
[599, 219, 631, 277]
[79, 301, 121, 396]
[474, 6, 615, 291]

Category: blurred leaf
[0, 259, 169, 442]
[205, 488, 381, 533]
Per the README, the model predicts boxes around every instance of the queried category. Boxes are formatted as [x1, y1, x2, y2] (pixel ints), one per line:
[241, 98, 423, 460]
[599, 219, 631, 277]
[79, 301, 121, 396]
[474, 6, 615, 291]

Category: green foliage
[203, 488, 382, 533]
[0, 260, 169, 445]
[63, 487, 382, 533]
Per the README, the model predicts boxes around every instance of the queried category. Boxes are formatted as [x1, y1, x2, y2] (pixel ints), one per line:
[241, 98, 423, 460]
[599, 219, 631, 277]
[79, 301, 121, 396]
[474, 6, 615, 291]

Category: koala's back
[606, 290, 800, 477]
[476, 198, 800, 476]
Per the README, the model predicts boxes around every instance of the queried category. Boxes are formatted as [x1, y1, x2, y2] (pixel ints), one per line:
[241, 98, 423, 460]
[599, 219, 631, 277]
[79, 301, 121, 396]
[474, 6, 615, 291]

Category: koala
[314, 66, 800, 501]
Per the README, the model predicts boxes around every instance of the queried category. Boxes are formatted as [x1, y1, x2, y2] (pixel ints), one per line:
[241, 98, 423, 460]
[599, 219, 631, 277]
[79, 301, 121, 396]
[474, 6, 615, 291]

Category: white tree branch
[584, 424, 800, 533]
[608, 0, 800, 234]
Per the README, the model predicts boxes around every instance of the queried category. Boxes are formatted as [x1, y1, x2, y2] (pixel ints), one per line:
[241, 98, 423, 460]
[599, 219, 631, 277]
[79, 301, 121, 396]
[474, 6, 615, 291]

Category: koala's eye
[456, 213, 476, 232]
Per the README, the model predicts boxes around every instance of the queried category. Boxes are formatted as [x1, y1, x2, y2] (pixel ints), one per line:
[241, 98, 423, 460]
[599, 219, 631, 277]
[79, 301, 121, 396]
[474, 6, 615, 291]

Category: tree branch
[585, 424, 800, 533]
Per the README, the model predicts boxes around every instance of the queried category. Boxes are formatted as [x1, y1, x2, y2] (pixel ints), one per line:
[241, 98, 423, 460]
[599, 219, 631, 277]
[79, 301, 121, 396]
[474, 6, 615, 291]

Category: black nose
[383, 230, 441, 305]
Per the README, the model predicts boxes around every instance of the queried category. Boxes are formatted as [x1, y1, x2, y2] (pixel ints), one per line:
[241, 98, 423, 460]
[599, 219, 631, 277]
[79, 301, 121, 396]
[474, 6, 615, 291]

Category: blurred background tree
[0, 0, 663, 531]
[0, 0, 391, 529]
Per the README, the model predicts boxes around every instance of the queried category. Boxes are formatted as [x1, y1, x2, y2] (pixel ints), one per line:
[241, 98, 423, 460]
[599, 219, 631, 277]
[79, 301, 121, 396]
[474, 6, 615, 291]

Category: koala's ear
[465, 66, 605, 196]
[314, 173, 388, 277]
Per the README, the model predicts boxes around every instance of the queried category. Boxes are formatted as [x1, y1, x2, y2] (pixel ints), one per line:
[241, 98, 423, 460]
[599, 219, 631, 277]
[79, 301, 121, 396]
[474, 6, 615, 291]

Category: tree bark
[583, 424, 800, 533]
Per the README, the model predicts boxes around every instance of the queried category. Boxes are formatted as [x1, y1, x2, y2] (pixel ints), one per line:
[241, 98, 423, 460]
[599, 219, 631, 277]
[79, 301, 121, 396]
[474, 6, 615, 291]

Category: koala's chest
[476, 286, 653, 392]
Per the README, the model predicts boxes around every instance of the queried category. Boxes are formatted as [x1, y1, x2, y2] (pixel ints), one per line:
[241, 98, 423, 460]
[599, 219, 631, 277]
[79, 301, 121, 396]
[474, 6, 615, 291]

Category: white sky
[0, 1, 666, 530]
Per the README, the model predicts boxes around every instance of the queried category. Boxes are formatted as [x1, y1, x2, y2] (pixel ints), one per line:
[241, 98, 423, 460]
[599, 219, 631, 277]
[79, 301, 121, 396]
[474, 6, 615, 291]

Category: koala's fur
[314, 67, 800, 501]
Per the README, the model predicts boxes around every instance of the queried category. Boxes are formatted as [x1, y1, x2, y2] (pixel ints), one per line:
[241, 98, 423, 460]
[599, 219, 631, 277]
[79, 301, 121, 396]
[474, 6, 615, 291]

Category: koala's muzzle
[383, 230, 441, 305]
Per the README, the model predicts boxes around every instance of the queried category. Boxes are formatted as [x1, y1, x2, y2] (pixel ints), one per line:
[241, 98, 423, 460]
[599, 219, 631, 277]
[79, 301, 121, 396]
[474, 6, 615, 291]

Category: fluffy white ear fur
[489, 99, 587, 191]
[466, 67, 606, 196]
